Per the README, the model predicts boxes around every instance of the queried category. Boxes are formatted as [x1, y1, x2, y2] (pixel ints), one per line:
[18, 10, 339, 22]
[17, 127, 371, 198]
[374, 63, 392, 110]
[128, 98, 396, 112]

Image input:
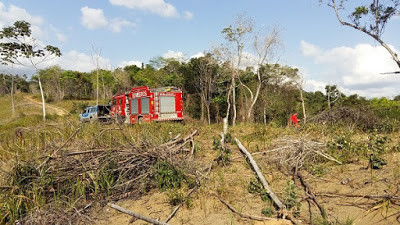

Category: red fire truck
[110, 86, 184, 124]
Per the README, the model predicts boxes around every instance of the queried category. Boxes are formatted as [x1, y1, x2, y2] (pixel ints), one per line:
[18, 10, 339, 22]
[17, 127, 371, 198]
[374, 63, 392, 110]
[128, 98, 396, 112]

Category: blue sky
[0, 0, 399, 98]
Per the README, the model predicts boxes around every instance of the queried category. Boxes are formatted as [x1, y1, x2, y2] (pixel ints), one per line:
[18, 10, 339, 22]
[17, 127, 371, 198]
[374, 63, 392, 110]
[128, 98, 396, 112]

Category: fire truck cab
[111, 86, 183, 124]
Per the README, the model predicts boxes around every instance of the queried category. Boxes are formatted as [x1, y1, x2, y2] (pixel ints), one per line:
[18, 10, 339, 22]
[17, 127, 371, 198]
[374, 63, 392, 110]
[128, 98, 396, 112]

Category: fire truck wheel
[138, 117, 143, 124]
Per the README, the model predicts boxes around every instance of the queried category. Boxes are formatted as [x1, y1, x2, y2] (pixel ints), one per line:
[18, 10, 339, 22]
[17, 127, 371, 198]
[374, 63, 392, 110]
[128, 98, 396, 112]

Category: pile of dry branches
[311, 106, 380, 129]
[13, 130, 198, 224]
[254, 136, 341, 171]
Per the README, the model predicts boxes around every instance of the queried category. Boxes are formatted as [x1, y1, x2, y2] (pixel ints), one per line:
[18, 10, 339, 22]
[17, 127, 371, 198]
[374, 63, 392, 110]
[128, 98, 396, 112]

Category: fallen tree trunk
[235, 137, 286, 209]
[235, 137, 302, 225]
[108, 203, 170, 225]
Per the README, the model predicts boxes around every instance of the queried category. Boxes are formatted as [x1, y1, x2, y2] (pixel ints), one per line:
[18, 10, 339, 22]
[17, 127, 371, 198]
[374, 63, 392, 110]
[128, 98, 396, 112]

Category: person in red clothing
[290, 113, 300, 127]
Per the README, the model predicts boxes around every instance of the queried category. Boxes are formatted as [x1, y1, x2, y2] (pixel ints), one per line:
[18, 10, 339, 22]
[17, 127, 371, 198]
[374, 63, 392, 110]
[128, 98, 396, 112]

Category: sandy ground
[94, 148, 400, 225]
[24, 95, 68, 116]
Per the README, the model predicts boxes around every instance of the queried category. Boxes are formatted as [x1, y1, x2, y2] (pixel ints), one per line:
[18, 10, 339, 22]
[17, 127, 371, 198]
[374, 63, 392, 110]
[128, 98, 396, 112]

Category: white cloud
[300, 40, 321, 57]
[109, 0, 179, 18]
[0, 50, 112, 76]
[55, 33, 67, 42]
[301, 40, 400, 98]
[184, 11, 194, 20]
[0, 3, 44, 37]
[80, 6, 108, 30]
[80, 6, 135, 33]
[190, 52, 205, 59]
[55, 50, 111, 72]
[304, 79, 326, 93]
[109, 18, 136, 33]
[163, 50, 186, 62]
[118, 60, 143, 68]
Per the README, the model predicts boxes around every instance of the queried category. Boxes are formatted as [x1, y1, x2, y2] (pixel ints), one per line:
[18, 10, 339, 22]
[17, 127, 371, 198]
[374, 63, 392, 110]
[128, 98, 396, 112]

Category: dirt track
[24, 96, 68, 116]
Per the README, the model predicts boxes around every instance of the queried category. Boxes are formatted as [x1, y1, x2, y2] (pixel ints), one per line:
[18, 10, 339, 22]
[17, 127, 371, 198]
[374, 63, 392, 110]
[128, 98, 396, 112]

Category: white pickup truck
[79, 104, 111, 123]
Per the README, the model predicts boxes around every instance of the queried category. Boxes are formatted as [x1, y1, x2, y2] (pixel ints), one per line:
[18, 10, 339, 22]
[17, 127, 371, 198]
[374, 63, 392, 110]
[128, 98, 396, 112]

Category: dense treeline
[2, 55, 400, 126]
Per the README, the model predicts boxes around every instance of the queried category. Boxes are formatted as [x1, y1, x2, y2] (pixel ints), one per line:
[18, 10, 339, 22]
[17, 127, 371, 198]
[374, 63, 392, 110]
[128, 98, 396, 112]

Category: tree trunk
[235, 137, 286, 210]
[96, 69, 99, 106]
[232, 76, 236, 126]
[206, 102, 211, 125]
[263, 107, 267, 124]
[327, 86, 331, 110]
[300, 87, 307, 125]
[246, 82, 261, 122]
[200, 94, 205, 122]
[11, 74, 15, 116]
[225, 85, 232, 125]
[38, 76, 46, 121]
[108, 203, 170, 225]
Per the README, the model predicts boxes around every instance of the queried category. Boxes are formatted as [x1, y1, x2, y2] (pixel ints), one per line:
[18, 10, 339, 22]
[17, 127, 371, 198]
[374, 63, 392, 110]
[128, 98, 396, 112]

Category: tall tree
[91, 46, 102, 106]
[38, 66, 63, 101]
[221, 13, 254, 126]
[245, 26, 280, 121]
[187, 54, 219, 124]
[0, 21, 61, 121]
[325, 84, 343, 109]
[321, 0, 400, 69]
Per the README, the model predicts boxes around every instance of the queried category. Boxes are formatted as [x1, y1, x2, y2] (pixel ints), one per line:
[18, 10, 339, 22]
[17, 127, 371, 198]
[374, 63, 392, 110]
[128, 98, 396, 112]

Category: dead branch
[312, 150, 342, 165]
[296, 171, 327, 220]
[218, 196, 286, 222]
[108, 203, 170, 225]
[36, 127, 81, 170]
[317, 193, 400, 201]
[235, 137, 302, 224]
[63, 149, 108, 157]
[165, 186, 199, 223]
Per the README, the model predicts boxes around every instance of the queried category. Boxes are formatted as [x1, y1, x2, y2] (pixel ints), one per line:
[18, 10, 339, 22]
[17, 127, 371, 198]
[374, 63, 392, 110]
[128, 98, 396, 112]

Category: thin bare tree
[91, 46, 102, 106]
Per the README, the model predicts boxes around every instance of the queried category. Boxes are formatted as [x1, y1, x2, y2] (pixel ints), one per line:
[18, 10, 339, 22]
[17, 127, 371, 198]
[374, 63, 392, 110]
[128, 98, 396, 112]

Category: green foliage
[352, 6, 369, 20]
[261, 207, 275, 217]
[97, 154, 117, 196]
[0, 20, 61, 65]
[282, 181, 301, 217]
[0, 74, 29, 95]
[167, 189, 193, 208]
[313, 216, 355, 225]
[308, 164, 328, 177]
[212, 136, 221, 150]
[0, 192, 34, 224]
[70, 102, 90, 114]
[215, 140, 232, 166]
[327, 133, 356, 163]
[155, 161, 185, 191]
[248, 178, 270, 202]
[216, 146, 231, 167]
[370, 97, 400, 120]
[368, 134, 390, 169]
[327, 130, 391, 166]
[224, 133, 233, 144]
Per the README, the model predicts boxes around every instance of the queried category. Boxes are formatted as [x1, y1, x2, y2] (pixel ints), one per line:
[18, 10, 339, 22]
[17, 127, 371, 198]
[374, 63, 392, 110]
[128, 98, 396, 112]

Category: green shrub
[155, 161, 184, 191]
[167, 189, 192, 208]
[282, 181, 301, 217]
[327, 133, 355, 163]
[248, 178, 270, 202]
[70, 102, 89, 114]
[261, 207, 274, 217]
[367, 134, 390, 169]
